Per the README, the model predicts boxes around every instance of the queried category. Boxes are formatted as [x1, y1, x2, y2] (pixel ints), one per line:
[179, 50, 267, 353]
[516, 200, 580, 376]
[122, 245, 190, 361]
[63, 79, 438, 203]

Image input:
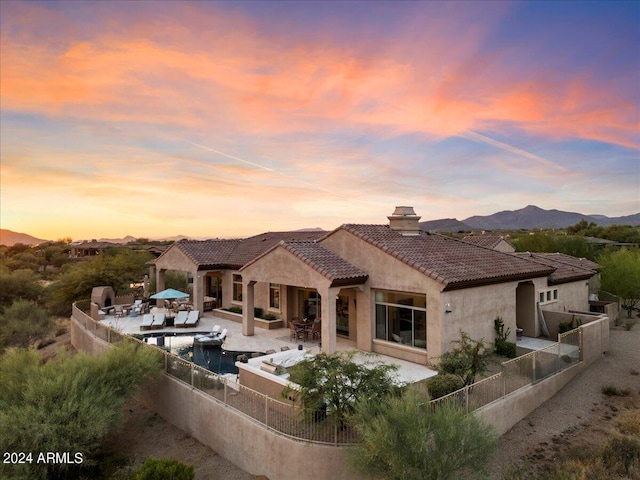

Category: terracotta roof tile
[279, 241, 368, 286]
[338, 224, 555, 289]
[462, 235, 511, 249]
[227, 231, 327, 267]
[512, 252, 598, 284]
[173, 239, 241, 268]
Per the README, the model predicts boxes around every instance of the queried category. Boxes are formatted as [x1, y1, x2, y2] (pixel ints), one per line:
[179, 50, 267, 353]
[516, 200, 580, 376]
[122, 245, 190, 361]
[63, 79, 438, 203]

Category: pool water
[144, 333, 261, 375]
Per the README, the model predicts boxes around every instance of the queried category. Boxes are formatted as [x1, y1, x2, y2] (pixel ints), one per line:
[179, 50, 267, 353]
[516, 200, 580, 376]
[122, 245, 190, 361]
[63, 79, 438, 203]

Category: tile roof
[512, 252, 598, 284]
[172, 239, 241, 268]
[158, 231, 328, 269]
[462, 235, 511, 249]
[277, 241, 368, 286]
[227, 231, 327, 267]
[335, 224, 555, 289]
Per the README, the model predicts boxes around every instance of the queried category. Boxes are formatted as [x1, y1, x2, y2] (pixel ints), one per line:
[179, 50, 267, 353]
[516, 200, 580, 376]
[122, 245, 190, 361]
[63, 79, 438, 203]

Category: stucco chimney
[388, 206, 421, 236]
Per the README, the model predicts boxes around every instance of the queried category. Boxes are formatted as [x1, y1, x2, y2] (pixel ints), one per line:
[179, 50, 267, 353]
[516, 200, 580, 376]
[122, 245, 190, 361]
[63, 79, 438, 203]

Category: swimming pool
[143, 333, 262, 375]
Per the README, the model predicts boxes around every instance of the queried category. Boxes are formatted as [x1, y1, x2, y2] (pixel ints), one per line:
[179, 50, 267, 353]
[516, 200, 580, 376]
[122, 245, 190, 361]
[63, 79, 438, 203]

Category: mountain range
[2, 205, 639, 246]
[420, 205, 640, 232]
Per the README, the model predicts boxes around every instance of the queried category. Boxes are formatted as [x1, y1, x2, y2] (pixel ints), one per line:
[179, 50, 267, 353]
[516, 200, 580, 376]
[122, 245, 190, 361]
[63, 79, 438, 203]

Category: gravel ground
[490, 322, 640, 478]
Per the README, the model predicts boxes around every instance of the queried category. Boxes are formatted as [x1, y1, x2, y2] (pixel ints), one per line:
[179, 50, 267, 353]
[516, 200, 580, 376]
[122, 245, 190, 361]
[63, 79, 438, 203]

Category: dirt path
[490, 323, 640, 478]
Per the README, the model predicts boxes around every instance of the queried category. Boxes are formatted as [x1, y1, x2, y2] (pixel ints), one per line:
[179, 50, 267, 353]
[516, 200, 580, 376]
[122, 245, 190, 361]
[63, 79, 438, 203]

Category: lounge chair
[174, 310, 188, 327]
[217, 328, 227, 341]
[211, 325, 221, 335]
[151, 312, 166, 329]
[140, 314, 154, 330]
[185, 310, 200, 327]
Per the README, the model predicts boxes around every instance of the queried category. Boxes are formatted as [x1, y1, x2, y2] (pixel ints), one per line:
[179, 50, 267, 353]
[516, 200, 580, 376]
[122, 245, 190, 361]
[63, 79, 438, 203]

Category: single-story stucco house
[150, 207, 598, 365]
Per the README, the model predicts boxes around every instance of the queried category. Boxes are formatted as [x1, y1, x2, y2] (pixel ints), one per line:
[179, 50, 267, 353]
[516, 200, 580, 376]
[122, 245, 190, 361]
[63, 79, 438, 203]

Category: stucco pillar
[193, 271, 204, 313]
[242, 280, 256, 336]
[155, 269, 166, 306]
[320, 286, 339, 354]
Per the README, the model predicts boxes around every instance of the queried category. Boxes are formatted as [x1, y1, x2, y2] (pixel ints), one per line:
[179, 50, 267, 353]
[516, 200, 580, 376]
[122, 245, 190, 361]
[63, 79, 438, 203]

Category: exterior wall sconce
[445, 303, 452, 313]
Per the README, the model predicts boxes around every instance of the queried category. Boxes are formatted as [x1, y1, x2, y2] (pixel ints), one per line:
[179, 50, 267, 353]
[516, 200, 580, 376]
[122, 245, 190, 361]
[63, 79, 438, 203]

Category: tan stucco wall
[70, 311, 364, 480]
[541, 281, 590, 313]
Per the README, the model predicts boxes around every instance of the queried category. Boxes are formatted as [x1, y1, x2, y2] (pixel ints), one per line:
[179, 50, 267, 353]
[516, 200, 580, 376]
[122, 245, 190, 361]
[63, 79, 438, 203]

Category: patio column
[155, 269, 166, 306]
[320, 286, 339, 354]
[242, 280, 256, 336]
[193, 270, 204, 313]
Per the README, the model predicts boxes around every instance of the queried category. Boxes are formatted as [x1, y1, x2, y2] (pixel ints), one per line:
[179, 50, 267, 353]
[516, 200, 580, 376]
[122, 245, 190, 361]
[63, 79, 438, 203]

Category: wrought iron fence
[72, 304, 360, 445]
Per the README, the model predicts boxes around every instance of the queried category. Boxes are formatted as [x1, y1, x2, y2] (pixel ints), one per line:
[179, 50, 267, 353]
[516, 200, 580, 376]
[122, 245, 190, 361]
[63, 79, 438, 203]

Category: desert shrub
[0, 299, 53, 351]
[495, 339, 517, 358]
[601, 384, 630, 396]
[623, 319, 636, 331]
[615, 410, 640, 436]
[0, 343, 162, 479]
[134, 457, 194, 480]
[426, 373, 464, 399]
[434, 330, 491, 386]
[349, 386, 497, 480]
[602, 434, 640, 474]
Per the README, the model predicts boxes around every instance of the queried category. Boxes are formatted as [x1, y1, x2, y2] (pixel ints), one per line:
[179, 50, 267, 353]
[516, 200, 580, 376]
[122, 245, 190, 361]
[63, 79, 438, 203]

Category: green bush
[253, 307, 263, 318]
[225, 306, 242, 314]
[135, 457, 194, 480]
[349, 387, 497, 480]
[623, 319, 636, 331]
[426, 373, 464, 399]
[0, 344, 162, 479]
[601, 384, 630, 397]
[495, 339, 517, 358]
[262, 313, 277, 320]
[602, 434, 640, 474]
[0, 299, 53, 351]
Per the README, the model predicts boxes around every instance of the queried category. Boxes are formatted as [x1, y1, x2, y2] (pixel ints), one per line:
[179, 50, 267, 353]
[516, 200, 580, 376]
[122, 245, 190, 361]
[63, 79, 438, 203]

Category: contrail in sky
[186, 141, 355, 200]
[461, 130, 569, 172]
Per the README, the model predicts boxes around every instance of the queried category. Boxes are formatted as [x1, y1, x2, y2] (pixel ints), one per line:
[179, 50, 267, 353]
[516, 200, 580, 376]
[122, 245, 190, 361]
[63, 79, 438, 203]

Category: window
[375, 290, 427, 349]
[539, 288, 558, 305]
[232, 274, 243, 302]
[269, 283, 280, 309]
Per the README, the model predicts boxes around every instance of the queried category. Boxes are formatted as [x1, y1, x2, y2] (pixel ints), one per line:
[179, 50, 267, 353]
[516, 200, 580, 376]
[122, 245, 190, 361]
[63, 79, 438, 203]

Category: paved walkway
[100, 310, 437, 384]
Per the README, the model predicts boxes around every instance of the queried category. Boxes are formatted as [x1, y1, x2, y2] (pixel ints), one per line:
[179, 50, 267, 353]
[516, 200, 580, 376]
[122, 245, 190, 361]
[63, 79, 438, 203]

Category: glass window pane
[413, 310, 427, 349]
[375, 304, 387, 340]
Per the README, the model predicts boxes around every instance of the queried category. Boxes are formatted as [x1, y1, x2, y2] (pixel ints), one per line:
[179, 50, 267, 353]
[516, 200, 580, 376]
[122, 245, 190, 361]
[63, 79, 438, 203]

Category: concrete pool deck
[100, 310, 438, 384]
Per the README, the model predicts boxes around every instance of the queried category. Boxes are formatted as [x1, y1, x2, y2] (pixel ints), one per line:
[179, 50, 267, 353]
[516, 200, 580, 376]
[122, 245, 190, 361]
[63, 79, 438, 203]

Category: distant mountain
[459, 205, 640, 231]
[419, 218, 473, 232]
[0, 229, 49, 246]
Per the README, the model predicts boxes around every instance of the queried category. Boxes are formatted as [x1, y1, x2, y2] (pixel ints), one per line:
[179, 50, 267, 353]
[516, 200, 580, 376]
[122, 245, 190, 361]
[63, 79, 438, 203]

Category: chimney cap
[390, 206, 418, 217]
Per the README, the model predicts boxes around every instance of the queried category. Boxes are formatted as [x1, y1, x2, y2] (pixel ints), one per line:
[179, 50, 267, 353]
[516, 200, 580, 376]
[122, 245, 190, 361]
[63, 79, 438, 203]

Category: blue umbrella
[150, 288, 190, 300]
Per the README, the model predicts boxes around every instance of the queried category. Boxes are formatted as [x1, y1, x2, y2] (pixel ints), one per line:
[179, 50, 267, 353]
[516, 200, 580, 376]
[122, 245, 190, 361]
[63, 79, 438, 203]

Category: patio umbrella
[150, 288, 190, 300]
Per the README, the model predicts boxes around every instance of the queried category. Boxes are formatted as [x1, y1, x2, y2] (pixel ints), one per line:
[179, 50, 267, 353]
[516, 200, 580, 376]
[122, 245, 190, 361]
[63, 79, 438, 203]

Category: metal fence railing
[73, 303, 585, 442]
[430, 328, 583, 414]
[72, 303, 360, 445]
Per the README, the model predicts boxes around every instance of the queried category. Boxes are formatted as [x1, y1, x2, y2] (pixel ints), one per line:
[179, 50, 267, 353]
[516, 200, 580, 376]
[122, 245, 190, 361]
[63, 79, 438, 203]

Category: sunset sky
[1, 0, 638, 241]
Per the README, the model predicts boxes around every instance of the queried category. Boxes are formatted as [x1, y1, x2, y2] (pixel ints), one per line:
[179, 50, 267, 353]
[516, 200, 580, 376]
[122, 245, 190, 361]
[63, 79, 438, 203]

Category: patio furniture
[289, 321, 305, 341]
[217, 328, 227, 341]
[211, 325, 221, 335]
[265, 349, 276, 355]
[174, 310, 188, 327]
[140, 314, 154, 330]
[151, 313, 166, 329]
[308, 321, 321, 341]
[280, 346, 290, 351]
[185, 310, 200, 327]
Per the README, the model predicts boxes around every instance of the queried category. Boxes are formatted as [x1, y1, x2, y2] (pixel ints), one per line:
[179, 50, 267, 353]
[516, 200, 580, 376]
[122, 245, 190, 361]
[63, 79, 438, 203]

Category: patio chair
[217, 328, 227, 341]
[289, 321, 305, 341]
[280, 346, 290, 351]
[140, 314, 154, 330]
[185, 310, 200, 327]
[309, 321, 321, 341]
[265, 349, 276, 355]
[151, 312, 166, 329]
[174, 310, 188, 327]
[211, 325, 221, 335]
